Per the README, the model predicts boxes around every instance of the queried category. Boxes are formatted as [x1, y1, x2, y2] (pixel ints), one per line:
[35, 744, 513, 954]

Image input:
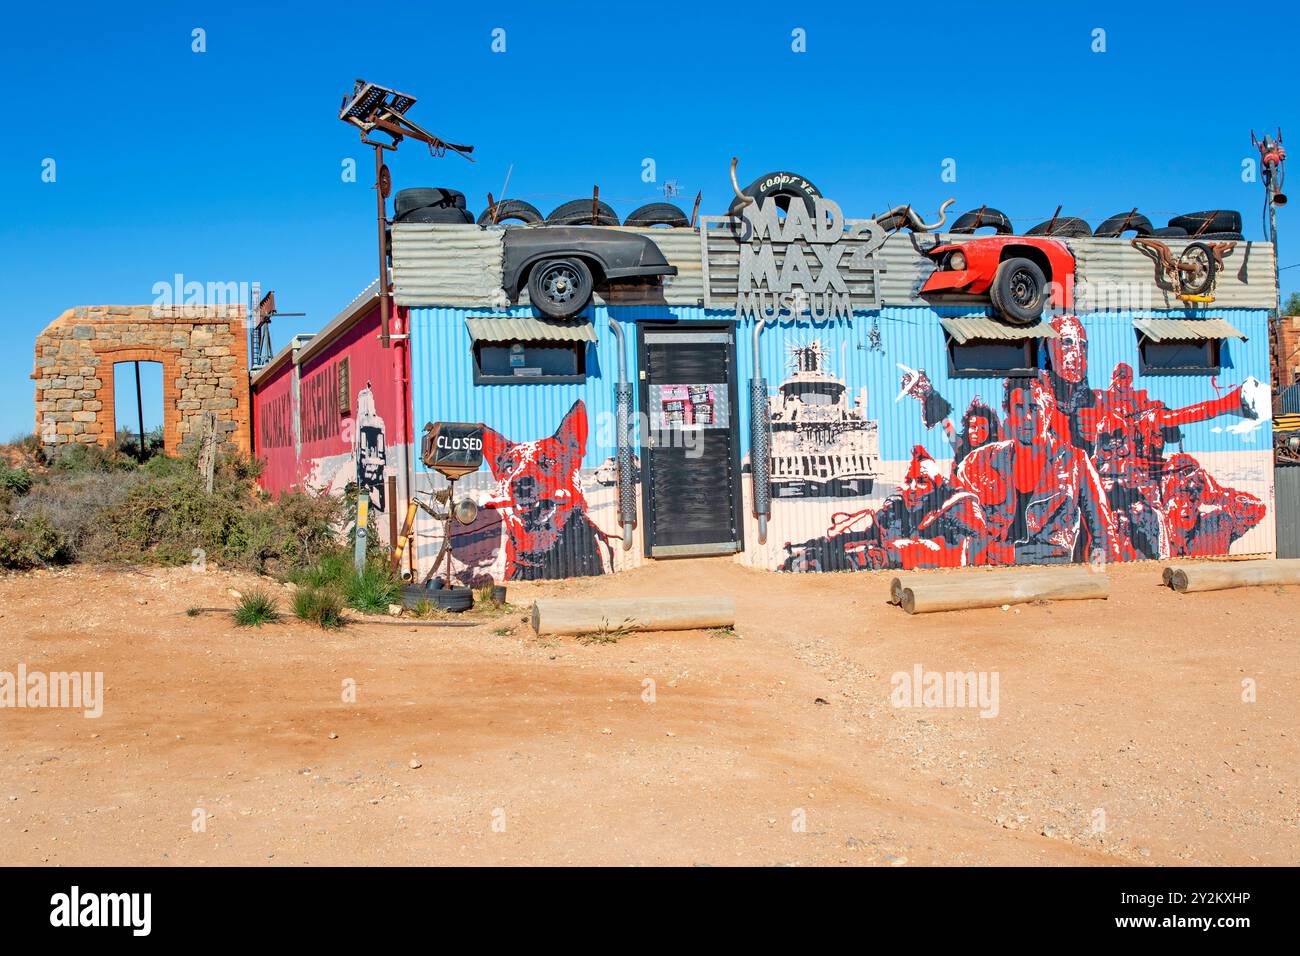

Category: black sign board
[421, 421, 485, 479]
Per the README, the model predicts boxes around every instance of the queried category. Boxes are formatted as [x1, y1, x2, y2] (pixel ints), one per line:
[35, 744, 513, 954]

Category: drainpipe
[750, 317, 774, 544]
[609, 318, 636, 550]
[392, 300, 414, 572]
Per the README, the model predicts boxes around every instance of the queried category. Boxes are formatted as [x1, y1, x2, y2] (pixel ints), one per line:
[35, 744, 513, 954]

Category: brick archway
[93, 346, 182, 453]
[32, 305, 251, 455]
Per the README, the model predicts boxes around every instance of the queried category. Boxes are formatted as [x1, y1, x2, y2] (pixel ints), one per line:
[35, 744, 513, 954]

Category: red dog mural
[481, 400, 614, 581]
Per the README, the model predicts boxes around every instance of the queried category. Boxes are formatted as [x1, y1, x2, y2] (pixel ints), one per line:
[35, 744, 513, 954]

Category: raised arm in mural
[897, 365, 1001, 471]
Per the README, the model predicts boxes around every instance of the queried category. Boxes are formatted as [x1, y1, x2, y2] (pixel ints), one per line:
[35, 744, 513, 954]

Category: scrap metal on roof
[939, 315, 1059, 344]
[1132, 317, 1246, 342]
[465, 316, 598, 343]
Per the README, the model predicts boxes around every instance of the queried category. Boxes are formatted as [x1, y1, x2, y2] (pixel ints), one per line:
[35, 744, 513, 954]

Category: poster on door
[650, 383, 728, 430]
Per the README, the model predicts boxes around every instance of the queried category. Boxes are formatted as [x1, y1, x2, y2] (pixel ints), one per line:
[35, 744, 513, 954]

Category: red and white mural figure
[782, 314, 1268, 571]
[481, 400, 614, 581]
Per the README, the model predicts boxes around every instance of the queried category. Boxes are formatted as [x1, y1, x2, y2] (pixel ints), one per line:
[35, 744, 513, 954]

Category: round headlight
[453, 498, 479, 526]
[948, 251, 966, 271]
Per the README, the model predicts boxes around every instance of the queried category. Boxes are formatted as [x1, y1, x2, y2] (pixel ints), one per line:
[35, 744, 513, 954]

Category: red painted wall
[251, 303, 409, 526]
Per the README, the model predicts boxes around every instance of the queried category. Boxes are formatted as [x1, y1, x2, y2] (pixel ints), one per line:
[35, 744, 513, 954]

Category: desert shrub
[233, 588, 280, 627]
[0, 439, 344, 574]
[292, 586, 345, 629]
[0, 463, 34, 497]
[48, 442, 135, 475]
[0, 511, 70, 569]
[344, 561, 401, 614]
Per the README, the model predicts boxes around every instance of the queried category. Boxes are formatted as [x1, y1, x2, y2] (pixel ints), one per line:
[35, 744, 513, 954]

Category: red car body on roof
[920, 235, 1076, 311]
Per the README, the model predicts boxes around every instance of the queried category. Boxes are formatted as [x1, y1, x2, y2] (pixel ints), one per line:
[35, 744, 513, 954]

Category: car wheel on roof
[623, 202, 690, 227]
[546, 199, 620, 226]
[527, 257, 594, 318]
[1025, 216, 1092, 238]
[1151, 226, 1189, 238]
[989, 257, 1047, 325]
[950, 207, 1014, 235]
[478, 198, 544, 226]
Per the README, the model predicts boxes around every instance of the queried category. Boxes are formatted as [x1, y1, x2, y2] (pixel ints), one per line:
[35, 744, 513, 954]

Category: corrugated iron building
[385, 214, 1278, 582]
[250, 280, 413, 547]
[246, 199, 1280, 583]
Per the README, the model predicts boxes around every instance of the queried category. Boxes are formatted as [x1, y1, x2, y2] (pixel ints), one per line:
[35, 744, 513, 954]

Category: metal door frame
[636, 320, 745, 559]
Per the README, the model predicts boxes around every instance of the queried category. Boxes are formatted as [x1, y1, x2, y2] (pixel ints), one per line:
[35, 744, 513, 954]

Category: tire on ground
[989, 257, 1048, 325]
[623, 202, 690, 227]
[728, 171, 822, 218]
[1168, 210, 1243, 235]
[546, 199, 620, 226]
[1025, 216, 1092, 238]
[1093, 212, 1154, 237]
[949, 207, 1014, 235]
[477, 199, 544, 226]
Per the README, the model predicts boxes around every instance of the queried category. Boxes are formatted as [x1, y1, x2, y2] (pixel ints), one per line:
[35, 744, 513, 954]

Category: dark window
[473, 340, 587, 384]
[1139, 338, 1221, 375]
[947, 336, 1037, 377]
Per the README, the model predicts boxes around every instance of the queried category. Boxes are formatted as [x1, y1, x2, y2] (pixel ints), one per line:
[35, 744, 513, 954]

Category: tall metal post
[375, 145, 391, 348]
[134, 361, 146, 459]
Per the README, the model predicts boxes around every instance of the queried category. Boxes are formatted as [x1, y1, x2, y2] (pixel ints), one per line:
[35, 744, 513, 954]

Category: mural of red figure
[954, 377, 1125, 565]
[782, 315, 1267, 572]
[782, 444, 985, 572]
[480, 400, 614, 581]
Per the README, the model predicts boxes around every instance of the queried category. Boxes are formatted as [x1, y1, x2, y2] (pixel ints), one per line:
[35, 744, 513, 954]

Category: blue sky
[2, 1, 1296, 439]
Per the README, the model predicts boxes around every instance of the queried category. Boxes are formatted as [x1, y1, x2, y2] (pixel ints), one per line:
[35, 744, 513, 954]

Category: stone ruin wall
[32, 305, 251, 454]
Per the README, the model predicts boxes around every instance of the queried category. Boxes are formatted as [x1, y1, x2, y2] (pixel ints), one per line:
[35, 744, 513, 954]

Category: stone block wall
[31, 305, 251, 454]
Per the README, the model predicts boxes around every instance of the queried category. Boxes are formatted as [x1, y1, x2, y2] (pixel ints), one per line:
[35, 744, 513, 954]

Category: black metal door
[638, 324, 743, 557]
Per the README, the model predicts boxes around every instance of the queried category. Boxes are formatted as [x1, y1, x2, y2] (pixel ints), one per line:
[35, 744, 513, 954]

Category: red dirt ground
[0, 558, 1295, 866]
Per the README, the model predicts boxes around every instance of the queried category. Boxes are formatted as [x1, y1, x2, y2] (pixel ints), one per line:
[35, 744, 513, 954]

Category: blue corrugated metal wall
[410, 304, 1275, 579]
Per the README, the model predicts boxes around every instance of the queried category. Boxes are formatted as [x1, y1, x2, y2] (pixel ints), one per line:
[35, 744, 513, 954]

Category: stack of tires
[393, 187, 473, 224]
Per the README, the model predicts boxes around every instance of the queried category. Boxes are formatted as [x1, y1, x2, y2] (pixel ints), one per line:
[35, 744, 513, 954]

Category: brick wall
[1275, 315, 1300, 390]
[31, 305, 251, 454]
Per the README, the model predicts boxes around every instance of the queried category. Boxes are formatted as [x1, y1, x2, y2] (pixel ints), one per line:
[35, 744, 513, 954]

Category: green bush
[0, 463, 33, 497]
[0, 442, 344, 574]
[0, 511, 70, 569]
[233, 588, 280, 627]
[344, 561, 401, 614]
[292, 586, 345, 629]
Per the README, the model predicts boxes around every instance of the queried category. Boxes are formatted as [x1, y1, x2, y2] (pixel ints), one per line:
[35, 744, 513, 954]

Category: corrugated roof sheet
[465, 316, 598, 343]
[939, 315, 1058, 344]
[1133, 317, 1246, 341]
[391, 223, 1277, 311]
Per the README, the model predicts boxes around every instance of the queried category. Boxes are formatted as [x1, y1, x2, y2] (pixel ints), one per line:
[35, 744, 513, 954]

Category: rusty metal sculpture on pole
[338, 80, 474, 348]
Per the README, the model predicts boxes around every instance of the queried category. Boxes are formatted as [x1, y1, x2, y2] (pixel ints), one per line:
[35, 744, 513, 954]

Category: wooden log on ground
[1166, 559, 1300, 594]
[531, 596, 736, 636]
[889, 565, 1088, 605]
[900, 569, 1108, 615]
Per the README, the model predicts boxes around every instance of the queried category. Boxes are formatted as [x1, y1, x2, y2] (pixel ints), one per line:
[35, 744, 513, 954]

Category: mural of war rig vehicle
[768, 341, 881, 497]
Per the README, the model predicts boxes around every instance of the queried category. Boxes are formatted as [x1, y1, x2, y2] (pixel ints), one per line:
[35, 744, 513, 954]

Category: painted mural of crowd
[782, 315, 1269, 572]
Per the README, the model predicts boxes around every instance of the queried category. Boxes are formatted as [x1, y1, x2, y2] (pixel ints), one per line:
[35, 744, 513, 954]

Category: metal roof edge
[293, 278, 382, 366]
[250, 334, 316, 387]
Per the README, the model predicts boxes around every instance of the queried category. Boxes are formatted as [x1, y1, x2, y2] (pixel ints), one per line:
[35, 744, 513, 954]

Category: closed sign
[421, 421, 485, 479]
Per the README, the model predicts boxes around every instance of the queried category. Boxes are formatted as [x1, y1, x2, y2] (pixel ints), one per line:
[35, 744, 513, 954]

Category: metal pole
[375, 145, 391, 348]
[134, 361, 145, 459]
